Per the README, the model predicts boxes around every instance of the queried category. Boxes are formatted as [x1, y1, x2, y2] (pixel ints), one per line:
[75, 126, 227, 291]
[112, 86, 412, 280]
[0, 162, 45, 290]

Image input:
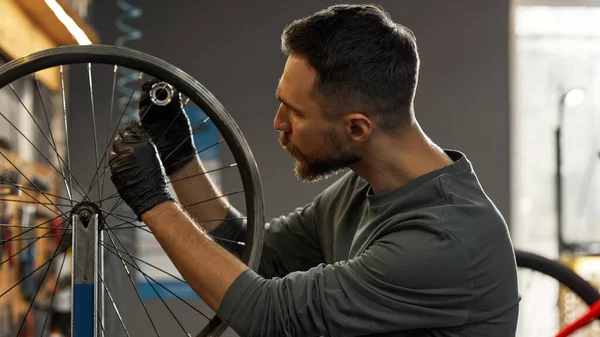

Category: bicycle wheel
[0, 44, 265, 337]
[515, 249, 600, 336]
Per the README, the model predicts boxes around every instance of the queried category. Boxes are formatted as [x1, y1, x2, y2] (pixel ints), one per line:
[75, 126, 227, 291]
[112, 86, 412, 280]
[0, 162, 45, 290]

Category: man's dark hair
[281, 4, 420, 132]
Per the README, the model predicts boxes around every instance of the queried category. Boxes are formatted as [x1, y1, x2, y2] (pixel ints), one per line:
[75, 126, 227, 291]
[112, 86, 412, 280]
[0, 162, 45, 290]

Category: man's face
[274, 56, 360, 182]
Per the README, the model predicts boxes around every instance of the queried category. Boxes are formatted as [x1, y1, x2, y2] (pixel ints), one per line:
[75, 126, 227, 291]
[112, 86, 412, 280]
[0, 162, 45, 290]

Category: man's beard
[279, 131, 360, 182]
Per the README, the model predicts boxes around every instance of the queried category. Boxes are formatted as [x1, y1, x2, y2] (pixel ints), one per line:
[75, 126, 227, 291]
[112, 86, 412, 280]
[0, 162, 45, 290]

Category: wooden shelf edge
[0, 0, 60, 91]
[16, 0, 100, 46]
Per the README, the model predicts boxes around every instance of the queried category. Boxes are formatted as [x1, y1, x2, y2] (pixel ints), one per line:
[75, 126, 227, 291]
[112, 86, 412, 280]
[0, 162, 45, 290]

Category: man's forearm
[141, 200, 248, 311]
[168, 157, 229, 232]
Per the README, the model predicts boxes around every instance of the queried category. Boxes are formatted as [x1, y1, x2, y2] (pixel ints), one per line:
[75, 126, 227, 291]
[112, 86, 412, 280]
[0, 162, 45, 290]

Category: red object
[3, 226, 14, 266]
[556, 299, 600, 337]
[16, 311, 35, 337]
[51, 217, 65, 245]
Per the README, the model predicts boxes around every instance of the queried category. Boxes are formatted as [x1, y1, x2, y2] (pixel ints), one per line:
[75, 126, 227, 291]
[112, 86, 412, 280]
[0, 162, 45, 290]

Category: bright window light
[44, 0, 92, 45]
[563, 88, 587, 107]
[516, 6, 600, 37]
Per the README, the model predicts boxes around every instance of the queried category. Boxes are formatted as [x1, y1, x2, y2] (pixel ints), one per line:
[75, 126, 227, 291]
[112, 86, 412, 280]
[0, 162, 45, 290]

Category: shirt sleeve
[217, 224, 473, 337]
[208, 206, 248, 257]
[210, 197, 325, 278]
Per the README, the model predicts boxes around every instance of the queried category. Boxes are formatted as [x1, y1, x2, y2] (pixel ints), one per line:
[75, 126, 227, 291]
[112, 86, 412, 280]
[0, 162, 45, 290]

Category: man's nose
[274, 104, 290, 132]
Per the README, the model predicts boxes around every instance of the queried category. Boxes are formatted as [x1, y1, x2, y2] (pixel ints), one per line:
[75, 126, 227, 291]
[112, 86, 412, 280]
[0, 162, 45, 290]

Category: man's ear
[343, 113, 372, 143]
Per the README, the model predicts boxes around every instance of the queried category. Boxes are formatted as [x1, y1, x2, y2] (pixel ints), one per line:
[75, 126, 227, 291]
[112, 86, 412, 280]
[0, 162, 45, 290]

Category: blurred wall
[91, 0, 511, 220]
[80, 0, 510, 336]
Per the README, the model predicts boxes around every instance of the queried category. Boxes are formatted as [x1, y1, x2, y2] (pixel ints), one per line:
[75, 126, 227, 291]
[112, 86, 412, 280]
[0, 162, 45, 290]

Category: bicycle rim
[515, 249, 600, 336]
[0, 45, 265, 337]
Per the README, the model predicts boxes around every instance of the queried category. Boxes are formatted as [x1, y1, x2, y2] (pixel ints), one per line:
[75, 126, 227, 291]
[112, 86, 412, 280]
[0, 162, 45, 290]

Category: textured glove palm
[138, 79, 197, 176]
[109, 122, 174, 220]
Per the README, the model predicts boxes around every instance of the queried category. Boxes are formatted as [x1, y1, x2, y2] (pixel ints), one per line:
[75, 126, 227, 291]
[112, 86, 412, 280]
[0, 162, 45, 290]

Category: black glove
[138, 78, 197, 176]
[109, 122, 174, 220]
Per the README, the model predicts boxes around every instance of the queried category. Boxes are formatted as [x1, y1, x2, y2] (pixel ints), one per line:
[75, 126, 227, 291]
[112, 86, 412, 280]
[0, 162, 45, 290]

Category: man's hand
[138, 79, 197, 176]
[109, 122, 174, 220]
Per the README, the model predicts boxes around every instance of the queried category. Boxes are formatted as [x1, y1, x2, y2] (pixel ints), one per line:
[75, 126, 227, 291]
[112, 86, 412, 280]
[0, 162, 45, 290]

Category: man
[109, 4, 520, 336]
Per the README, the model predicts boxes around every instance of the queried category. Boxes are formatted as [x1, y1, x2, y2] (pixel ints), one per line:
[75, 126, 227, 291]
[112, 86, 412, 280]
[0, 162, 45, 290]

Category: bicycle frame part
[72, 202, 103, 337]
[556, 299, 600, 337]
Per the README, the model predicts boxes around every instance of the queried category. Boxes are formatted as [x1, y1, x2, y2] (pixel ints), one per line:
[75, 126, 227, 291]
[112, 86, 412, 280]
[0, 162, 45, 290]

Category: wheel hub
[71, 201, 104, 230]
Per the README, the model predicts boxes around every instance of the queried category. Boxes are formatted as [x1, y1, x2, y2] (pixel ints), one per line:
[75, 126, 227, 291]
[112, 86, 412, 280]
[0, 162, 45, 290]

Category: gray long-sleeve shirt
[211, 150, 520, 337]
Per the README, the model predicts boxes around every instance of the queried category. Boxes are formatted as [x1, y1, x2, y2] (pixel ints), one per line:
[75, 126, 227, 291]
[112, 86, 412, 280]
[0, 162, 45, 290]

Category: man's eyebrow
[275, 89, 303, 113]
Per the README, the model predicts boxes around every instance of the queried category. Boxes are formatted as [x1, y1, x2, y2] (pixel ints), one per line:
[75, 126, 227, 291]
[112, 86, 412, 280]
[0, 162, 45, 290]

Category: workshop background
[1, 0, 600, 336]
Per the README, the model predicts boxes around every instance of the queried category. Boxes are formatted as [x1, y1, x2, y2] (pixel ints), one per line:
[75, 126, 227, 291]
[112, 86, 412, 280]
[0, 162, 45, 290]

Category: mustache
[279, 132, 303, 158]
[279, 132, 290, 147]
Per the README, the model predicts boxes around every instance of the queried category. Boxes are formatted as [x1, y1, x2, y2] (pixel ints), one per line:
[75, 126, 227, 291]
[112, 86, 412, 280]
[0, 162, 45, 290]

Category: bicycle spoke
[0, 173, 66, 220]
[1, 233, 71, 242]
[101, 196, 129, 227]
[164, 140, 225, 174]
[100, 240, 209, 320]
[60, 65, 74, 201]
[136, 278, 192, 336]
[84, 71, 144, 202]
[0, 197, 70, 208]
[104, 222, 241, 245]
[88, 63, 101, 204]
[99, 271, 132, 337]
[168, 163, 238, 184]
[210, 235, 246, 246]
[100, 311, 107, 337]
[184, 190, 243, 208]
[0, 217, 68, 266]
[104, 228, 161, 336]
[100, 65, 119, 210]
[95, 192, 121, 205]
[105, 224, 246, 248]
[0, 151, 67, 217]
[16, 226, 70, 336]
[100, 210, 136, 222]
[109, 216, 245, 229]
[94, 162, 238, 206]
[0, 175, 70, 207]
[0, 240, 70, 298]
[6, 181, 75, 202]
[161, 115, 210, 163]
[0, 223, 69, 230]
[33, 73, 74, 208]
[7, 84, 73, 190]
[104, 219, 144, 230]
[102, 241, 185, 283]
[104, 231, 191, 335]
[4, 82, 87, 198]
[40, 236, 70, 335]
[0, 112, 88, 199]
[88, 114, 217, 198]
[104, 212, 152, 235]
[100, 189, 243, 234]
[101, 210, 247, 247]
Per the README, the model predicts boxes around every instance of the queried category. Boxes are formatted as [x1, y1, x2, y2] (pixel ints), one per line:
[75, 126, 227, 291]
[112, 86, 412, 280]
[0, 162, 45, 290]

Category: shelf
[0, 0, 100, 92]
[0, 0, 59, 91]
[16, 0, 100, 45]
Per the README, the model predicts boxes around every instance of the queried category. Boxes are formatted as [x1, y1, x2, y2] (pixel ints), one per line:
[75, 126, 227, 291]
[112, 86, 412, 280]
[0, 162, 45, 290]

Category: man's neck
[350, 125, 453, 194]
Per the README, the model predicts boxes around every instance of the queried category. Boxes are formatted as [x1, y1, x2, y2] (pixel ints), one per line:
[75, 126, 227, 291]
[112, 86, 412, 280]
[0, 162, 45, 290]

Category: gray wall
[92, 0, 511, 219]
[83, 0, 510, 335]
